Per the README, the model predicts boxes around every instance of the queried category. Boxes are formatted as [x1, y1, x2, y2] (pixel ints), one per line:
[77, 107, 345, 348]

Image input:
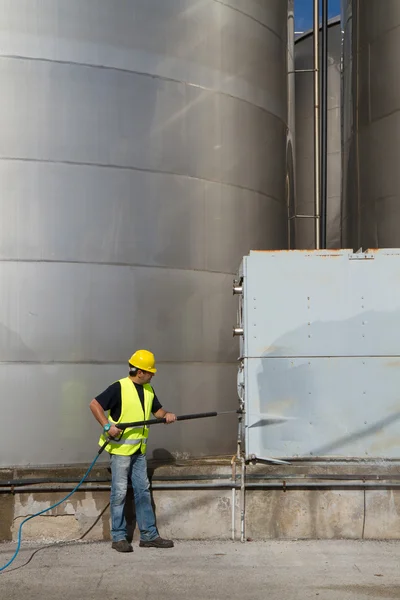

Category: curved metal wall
[0, 0, 289, 466]
[294, 18, 342, 249]
[342, 0, 400, 248]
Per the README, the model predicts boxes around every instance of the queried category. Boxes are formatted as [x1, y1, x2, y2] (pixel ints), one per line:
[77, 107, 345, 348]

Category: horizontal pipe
[288, 214, 317, 220]
[245, 482, 400, 490]
[4, 473, 400, 487]
[4, 481, 400, 494]
[288, 69, 315, 73]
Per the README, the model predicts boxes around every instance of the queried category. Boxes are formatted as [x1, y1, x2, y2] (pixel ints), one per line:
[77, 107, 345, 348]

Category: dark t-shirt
[95, 380, 162, 421]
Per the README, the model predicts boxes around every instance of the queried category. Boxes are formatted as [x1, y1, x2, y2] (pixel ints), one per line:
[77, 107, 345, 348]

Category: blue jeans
[110, 453, 158, 542]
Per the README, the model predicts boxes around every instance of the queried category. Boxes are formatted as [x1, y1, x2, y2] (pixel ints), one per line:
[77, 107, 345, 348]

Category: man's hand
[164, 412, 177, 424]
[90, 399, 122, 438]
[109, 425, 123, 438]
[153, 408, 177, 423]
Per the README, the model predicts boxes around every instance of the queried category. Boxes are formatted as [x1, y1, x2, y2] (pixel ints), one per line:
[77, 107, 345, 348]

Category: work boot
[139, 536, 174, 548]
[111, 540, 133, 553]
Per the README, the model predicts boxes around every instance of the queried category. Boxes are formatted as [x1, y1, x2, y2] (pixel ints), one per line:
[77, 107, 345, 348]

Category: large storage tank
[294, 17, 342, 249]
[342, 0, 400, 248]
[0, 0, 289, 466]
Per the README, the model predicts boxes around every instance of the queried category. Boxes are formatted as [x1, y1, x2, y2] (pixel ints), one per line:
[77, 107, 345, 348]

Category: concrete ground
[1, 539, 400, 599]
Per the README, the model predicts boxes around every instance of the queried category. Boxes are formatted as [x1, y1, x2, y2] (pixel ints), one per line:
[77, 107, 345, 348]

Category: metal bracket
[233, 277, 243, 295]
[349, 254, 375, 261]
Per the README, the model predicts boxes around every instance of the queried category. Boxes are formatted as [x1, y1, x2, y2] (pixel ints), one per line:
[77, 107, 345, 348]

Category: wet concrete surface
[1, 539, 400, 599]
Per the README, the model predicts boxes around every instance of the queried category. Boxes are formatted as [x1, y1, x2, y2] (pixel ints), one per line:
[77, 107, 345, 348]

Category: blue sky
[295, 0, 341, 32]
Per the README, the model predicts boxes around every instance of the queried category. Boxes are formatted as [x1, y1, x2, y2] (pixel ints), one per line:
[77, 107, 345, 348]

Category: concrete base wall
[2, 459, 400, 542]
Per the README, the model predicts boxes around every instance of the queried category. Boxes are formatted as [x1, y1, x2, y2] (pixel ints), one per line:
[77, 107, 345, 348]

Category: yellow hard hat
[128, 349, 157, 373]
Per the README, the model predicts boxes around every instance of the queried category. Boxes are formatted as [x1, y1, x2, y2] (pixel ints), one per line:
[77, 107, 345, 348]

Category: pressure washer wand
[98, 410, 241, 454]
[118, 410, 242, 429]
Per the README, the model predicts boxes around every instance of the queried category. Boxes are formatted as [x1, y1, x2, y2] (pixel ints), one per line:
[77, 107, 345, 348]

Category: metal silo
[294, 17, 342, 249]
[342, 0, 400, 249]
[0, 0, 289, 466]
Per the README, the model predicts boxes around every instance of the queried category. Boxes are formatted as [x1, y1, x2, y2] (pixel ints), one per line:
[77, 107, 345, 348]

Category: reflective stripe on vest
[110, 438, 147, 445]
[98, 377, 154, 456]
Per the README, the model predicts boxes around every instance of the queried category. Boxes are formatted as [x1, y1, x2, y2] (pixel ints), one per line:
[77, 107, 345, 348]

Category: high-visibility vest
[99, 377, 154, 455]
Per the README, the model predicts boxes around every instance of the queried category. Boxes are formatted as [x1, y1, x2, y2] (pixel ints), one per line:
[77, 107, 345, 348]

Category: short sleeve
[151, 389, 162, 413]
[95, 381, 121, 413]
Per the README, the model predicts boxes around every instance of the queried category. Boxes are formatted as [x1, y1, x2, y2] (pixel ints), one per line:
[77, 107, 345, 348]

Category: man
[89, 349, 177, 553]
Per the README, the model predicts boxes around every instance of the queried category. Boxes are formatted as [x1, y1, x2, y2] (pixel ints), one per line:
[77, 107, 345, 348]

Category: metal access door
[237, 249, 400, 461]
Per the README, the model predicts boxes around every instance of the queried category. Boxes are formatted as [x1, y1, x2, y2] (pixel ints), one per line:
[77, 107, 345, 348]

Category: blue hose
[0, 451, 102, 573]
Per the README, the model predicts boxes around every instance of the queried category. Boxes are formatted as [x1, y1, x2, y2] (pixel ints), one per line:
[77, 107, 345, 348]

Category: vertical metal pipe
[314, 0, 321, 249]
[320, 0, 328, 248]
[287, 0, 295, 249]
[231, 455, 236, 541]
[355, 0, 362, 249]
[240, 456, 246, 543]
[236, 407, 246, 543]
[231, 405, 244, 542]
[237, 413, 242, 461]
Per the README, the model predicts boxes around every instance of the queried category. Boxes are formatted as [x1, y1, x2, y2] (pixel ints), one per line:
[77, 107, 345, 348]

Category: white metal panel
[240, 249, 400, 460]
[243, 249, 400, 358]
[245, 356, 400, 459]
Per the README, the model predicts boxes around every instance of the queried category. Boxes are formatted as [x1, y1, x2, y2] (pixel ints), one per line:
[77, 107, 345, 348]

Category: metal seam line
[0, 259, 238, 275]
[212, 0, 285, 42]
[243, 355, 400, 359]
[0, 361, 237, 366]
[0, 157, 285, 206]
[0, 53, 285, 119]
